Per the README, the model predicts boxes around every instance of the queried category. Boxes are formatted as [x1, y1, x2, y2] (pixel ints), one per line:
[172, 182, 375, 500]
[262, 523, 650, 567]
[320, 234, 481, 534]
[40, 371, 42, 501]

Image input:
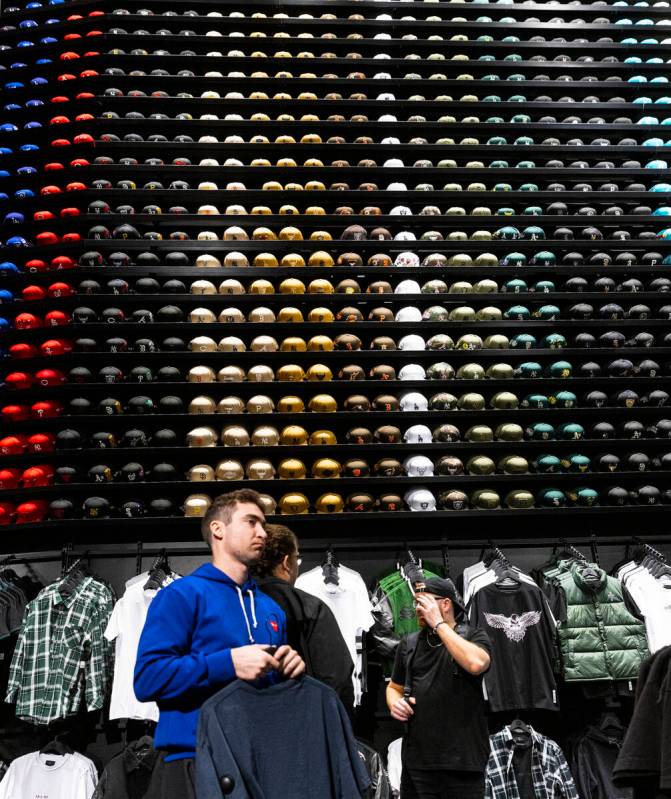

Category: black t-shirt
[512, 737, 534, 799]
[470, 580, 558, 713]
[391, 625, 492, 772]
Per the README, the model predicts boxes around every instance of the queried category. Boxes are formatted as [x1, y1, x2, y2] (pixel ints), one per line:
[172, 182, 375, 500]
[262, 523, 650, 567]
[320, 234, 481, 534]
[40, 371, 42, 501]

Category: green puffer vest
[556, 563, 649, 682]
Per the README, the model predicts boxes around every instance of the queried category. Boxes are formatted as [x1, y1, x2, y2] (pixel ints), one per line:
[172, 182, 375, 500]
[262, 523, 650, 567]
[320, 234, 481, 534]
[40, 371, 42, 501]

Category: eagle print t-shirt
[470, 581, 559, 713]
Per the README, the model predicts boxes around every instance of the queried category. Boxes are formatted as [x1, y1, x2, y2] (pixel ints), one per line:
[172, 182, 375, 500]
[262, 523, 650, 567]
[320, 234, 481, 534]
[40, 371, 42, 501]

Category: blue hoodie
[134, 563, 286, 761]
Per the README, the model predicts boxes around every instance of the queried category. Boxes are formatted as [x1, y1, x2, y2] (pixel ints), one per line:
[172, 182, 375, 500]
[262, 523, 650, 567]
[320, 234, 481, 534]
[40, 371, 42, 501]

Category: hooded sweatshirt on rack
[134, 563, 286, 761]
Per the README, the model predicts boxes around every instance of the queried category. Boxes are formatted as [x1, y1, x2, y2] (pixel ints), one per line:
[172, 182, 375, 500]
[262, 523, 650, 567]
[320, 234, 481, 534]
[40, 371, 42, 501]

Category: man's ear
[281, 554, 291, 572]
[210, 519, 225, 543]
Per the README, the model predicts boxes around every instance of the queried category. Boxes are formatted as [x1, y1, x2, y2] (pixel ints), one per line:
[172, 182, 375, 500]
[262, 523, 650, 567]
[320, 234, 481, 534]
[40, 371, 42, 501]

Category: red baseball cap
[75, 93, 95, 102]
[69, 159, 89, 168]
[40, 185, 63, 195]
[40, 339, 72, 356]
[22, 285, 47, 301]
[16, 500, 49, 524]
[47, 282, 75, 297]
[51, 255, 75, 269]
[49, 140, 71, 148]
[0, 469, 21, 490]
[22, 466, 53, 488]
[15, 313, 42, 329]
[35, 368, 66, 386]
[31, 400, 63, 418]
[59, 52, 80, 60]
[27, 432, 56, 453]
[66, 182, 87, 192]
[51, 96, 71, 104]
[0, 435, 27, 455]
[62, 232, 82, 243]
[35, 231, 60, 246]
[50, 115, 70, 125]
[1, 404, 30, 422]
[60, 207, 81, 217]
[9, 342, 39, 359]
[0, 503, 16, 526]
[44, 162, 65, 171]
[33, 211, 56, 221]
[58, 73, 77, 81]
[4, 372, 34, 390]
[45, 310, 71, 326]
[26, 259, 49, 272]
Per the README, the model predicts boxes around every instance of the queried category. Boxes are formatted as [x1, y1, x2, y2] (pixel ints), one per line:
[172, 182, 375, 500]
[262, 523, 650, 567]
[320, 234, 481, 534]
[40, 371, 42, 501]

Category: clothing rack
[3, 535, 670, 566]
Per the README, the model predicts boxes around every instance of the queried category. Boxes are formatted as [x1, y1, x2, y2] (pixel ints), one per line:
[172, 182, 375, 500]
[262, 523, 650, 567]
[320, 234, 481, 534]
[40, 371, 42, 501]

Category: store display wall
[2, 0, 671, 785]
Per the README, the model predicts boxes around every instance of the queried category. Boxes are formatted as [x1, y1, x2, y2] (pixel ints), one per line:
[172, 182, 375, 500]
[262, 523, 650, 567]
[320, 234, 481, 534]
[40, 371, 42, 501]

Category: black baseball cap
[422, 577, 466, 617]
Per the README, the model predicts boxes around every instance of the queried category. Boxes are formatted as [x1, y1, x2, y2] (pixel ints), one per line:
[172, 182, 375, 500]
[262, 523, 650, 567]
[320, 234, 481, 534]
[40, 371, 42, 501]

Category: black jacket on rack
[256, 577, 354, 710]
[571, 726, 632, 799]
[614, 645, 671, 799]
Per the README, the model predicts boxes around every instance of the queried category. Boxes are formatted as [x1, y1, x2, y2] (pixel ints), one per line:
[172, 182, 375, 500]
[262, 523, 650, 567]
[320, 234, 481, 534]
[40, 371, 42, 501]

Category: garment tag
[552, 689, 557, 704]
[628, 681, 633, 691]
[45, 760, 55, 767]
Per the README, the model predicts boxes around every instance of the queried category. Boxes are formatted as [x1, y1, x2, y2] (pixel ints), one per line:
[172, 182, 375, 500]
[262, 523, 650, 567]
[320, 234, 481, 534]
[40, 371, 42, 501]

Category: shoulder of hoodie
[154, 568, 287, 621]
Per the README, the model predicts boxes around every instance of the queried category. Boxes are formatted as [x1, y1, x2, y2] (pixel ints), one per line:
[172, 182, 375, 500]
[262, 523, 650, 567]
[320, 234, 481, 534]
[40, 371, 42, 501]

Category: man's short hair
[201, 488, 265, 546]
[251, 523, 297, 578]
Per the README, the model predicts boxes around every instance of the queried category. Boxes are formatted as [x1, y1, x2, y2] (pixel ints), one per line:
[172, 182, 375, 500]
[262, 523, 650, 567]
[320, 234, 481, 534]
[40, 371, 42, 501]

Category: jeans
[400, 768, 485, 799]
[145, 755, 196, 799]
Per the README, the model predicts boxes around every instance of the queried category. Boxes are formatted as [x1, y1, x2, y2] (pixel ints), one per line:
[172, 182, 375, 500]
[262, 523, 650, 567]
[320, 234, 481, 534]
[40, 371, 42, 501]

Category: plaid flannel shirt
[485, 726, 579, 799]
[6, 576, 115, 725]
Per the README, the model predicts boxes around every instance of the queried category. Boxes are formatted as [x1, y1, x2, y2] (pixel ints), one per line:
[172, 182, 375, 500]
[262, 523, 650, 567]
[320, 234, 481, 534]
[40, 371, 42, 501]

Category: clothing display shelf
[4, 0, 671, 536]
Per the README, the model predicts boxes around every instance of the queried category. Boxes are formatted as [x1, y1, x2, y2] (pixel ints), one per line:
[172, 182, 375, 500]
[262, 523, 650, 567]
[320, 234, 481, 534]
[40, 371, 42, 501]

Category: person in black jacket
[252, 524, 355, 709]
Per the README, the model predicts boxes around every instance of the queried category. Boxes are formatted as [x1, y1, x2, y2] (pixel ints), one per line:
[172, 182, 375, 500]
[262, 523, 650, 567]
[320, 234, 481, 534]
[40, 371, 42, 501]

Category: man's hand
[231, 644, 280, 681]
[275, 644, 306, 679]
[415, 593, 443, 631]
[390, 696, 415, 723]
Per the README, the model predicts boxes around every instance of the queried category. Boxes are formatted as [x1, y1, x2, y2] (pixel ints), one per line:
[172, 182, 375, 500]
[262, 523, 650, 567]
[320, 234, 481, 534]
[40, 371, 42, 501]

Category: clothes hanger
[508, 718, 532, 743]
[40, 735, 73, 756]
[321, 545, 340, 586]
[597, 712, 624, 737]
[143, 549, 171, 591]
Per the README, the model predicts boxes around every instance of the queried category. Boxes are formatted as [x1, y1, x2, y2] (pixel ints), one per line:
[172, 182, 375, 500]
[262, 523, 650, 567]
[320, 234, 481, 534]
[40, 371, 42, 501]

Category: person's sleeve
[389, 637, 407, 686]
[103, 600, 120, 643]
[555, 745, 579, 799]
[0, 764, 14, 799]
[196, 704, 248, 799]
[85, 601, 114, 712]
[307, 603, 354, 709]
[134, 585, 235, 704]
[5, 607, 28, 703]
[484, 753, 496, 799]
[466, 626, 493, 659]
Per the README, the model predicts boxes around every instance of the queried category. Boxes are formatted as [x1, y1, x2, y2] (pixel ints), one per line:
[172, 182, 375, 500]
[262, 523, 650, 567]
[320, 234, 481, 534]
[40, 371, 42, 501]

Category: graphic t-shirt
[391, 626, 492, 772]
[470, 581, 559, 712]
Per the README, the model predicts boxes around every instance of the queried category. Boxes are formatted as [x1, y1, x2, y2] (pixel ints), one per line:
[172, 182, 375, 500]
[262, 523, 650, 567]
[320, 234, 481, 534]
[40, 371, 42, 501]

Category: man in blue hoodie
[134, 489, 305, 798]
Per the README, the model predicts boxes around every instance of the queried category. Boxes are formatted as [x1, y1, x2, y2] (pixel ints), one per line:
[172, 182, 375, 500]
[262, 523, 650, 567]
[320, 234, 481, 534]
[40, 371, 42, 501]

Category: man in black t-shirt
[386, 577, 492, 799]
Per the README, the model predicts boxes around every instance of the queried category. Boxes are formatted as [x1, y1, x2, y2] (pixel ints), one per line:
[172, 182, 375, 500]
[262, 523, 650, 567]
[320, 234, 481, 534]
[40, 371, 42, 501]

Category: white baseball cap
[395, 306, 422, 322]
[405, 488, 437, 512]
[390, 205, 412, 215]
[400, 392, 429, 412]
[395, 279, 421, 294]
[394, 231, 416, 241]
[377, 93, 396, 101]
[399, 363, 426, 381]
[404, 424, 433, 444]
[394, 252, 420, 267]
[398, 334, 426, 351]
[382, 137, 402, 145]
[404, 456, 435, 477]
[387, 181, 407, 191]
[384, 158, 405, 168]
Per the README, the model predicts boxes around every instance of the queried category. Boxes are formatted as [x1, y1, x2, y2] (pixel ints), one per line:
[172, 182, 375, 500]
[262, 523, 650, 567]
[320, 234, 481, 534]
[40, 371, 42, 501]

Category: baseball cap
[422, 577, 466, 617]
[404, 488, 437, 512]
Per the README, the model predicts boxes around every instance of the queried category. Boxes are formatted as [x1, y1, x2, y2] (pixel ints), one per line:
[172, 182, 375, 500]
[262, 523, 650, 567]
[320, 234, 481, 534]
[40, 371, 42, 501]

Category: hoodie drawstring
[236, 586, 258, 644]
[248, 590, 258, 631]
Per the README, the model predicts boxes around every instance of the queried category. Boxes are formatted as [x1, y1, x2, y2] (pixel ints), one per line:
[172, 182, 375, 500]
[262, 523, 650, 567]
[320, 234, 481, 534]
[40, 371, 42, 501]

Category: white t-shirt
[104, 572, 176, 721]
[621, 568, 671, 653]
[0, 752, 97, 799]
[295, 565, 374, 706]
[387, 738, 403, 796]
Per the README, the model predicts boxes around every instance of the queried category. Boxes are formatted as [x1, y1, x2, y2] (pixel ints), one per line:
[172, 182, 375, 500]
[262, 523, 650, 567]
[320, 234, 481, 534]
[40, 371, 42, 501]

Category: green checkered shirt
[6, 576, 115, 725]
